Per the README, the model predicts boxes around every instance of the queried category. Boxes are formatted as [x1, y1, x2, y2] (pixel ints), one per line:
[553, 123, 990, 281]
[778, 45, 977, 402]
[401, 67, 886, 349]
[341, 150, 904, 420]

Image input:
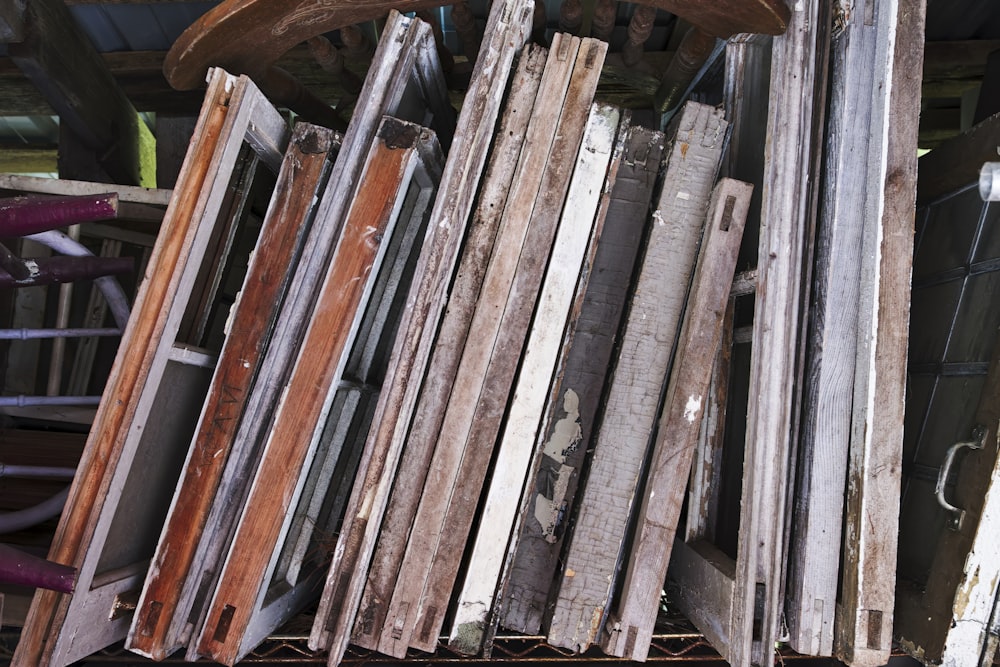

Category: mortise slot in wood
[720, 195, 736, 231]
[752, 582, 766, 642]
[213, 605, 236, 644]
[866, 609, 883, 650]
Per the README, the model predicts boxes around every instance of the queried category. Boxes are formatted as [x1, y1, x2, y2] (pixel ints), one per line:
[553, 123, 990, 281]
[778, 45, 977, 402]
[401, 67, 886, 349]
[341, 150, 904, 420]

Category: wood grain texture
[350, 43, 547, 653]
[786, 1, 880, 655]
[125, 123, 336, 661]
[307, 3, 534, 663]
[835, 0, 913, 663]
[377, 34, 607, 658]
[10, 70, 234, 667]
[667, 538, 736, 652]
[193, 118, 432, 666]
[735, 1, 827, 664]
[602, 178, 752, 661]
[32, 72, 289, 667]
[447, 101, 620, 657]
[499, 123, 664, 637]
[546, 101, 727, 654]
[175, 15, 446, 660]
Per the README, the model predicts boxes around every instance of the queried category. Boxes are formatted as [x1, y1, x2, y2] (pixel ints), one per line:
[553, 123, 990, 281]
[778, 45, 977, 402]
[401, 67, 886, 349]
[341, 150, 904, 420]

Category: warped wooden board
[10, 69, 288, 667]
[602, 178, 751, 661]
[546, 101, 727, 654]
[733, 2, 828, 664]
[350, 42, 548, 654]
[125, 122, 338, 661]
[447, 101, 620, 657]
[375, 34, 607, 659]
[137, 13, 450, 659]
[192, 117, 441, 667]
[499, 123, 665, 637]
[307, 2, 534, 663]
[786, 0, 886, 654]
[836, 0, 916, 663]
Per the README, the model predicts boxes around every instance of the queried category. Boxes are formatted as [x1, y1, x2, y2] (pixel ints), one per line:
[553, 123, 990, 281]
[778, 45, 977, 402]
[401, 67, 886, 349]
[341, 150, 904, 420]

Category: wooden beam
[0, 0, 25, 42]
[0, 146, 56, 174]
[6, 0, 153, 186]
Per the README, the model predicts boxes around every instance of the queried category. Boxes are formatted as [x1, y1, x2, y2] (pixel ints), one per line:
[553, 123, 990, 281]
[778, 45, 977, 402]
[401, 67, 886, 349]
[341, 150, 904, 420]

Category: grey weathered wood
[307, 4, 534, 664]
[499, 123, 665, 637]
[787, 0, 881, 655]
[835, 0, 913, 663]
[448, 101, 620, 656]
[546, 101, 727, 654]
[668, 538, 736, 652]
[378, 34, 607, 659]
[733, 2, 828, 665]
[602, 178, 751, 661]
[351, 42, 547, 653]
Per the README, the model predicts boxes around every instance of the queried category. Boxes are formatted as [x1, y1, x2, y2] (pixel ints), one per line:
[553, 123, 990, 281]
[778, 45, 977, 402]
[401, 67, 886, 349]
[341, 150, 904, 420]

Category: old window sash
[126, 121, 338, 661]
[11, 68, 288, 667]
[307, 3, 534, 664]
[667, 0, 829, 662]
[192, 117, 442, 667]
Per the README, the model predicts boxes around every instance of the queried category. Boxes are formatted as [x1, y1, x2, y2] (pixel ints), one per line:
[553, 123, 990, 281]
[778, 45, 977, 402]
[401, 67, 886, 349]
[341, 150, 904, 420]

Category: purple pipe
[0, 193, 119, 237]
[0, 543, 76, 593]
[0, 255, 133, 287]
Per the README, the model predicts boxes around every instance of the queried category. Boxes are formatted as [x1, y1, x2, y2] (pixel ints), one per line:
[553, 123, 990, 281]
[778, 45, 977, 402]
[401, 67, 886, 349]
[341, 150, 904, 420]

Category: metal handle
[936, 424, 988, 530]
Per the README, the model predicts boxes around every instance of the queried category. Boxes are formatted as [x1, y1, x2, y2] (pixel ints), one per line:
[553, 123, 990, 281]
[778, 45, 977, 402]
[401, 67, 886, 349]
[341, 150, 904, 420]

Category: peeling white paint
[683, 394, 703, 423]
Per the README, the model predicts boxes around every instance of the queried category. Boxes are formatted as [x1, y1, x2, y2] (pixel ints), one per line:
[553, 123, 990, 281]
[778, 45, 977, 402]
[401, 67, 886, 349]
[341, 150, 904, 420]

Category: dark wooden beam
[6, 0, 153, 186]
[0, 0, 25, 41]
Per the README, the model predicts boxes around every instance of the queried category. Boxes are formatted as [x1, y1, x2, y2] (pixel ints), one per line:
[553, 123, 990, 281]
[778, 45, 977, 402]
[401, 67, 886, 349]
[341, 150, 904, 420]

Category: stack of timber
[8, 1, 935, 666]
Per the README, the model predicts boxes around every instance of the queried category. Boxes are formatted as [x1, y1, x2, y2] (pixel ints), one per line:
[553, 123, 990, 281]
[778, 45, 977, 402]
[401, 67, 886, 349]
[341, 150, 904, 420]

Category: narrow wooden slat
[836, 0, 917, 663]
[734, 1, 828, 664]
[447, 102, 621, 657]
[125, 123, 336, 661]
[667, 539, 736, 652]
[602, 178, 751, 661]
[193, 118, 434, 667]
[499, 123, 664, 637]
[307, 4, 534, 664]
[377, 34, 607, 659]
[351, 43, 547, 653]
[546, 101, 727, 654]
[10, 69, 234, 667]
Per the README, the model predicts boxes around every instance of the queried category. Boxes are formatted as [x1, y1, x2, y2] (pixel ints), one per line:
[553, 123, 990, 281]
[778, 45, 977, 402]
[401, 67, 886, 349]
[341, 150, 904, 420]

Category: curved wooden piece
[164, 0, 789, 91]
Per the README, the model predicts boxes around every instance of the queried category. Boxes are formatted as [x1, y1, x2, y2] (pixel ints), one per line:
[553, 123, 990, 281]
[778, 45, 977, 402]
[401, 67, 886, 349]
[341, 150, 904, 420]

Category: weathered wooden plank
[350, 42, 547, 654]
[307, 3, 533, 664]
[7, 0, 152, 186]
[125, 123, 336, 661]
[835, 0, 915, 663]
[9, 69, 235, 667]
[733, 0, 828, 664]
[602, 178, 751, 661]
[375, 33, 604, 659]
[192, 118, 438, 667]
[546, 101, 727, 654]
[786, 0, 883, 655]
[499, 122, 664, 638]
[448, 101, 620, 656]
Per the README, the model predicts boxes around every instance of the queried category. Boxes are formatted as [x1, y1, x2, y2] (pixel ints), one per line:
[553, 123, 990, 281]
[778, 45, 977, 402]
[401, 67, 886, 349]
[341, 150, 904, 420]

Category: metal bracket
[935, 424, 989, 531]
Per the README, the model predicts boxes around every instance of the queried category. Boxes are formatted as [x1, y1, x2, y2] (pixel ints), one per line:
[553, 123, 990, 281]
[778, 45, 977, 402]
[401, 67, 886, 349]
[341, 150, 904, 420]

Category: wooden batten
[499, 122, 665, 639]
[351, 42, 548, 655]
[602, 177, 751, 661]
[546, 100, 727, 654]
[447, 101, 620, 657]
[308, 3, 534, 664]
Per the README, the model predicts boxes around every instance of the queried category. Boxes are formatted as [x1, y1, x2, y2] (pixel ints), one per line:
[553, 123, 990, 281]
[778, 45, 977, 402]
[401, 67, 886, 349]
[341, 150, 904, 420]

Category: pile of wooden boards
[10, 1, 935, 667]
